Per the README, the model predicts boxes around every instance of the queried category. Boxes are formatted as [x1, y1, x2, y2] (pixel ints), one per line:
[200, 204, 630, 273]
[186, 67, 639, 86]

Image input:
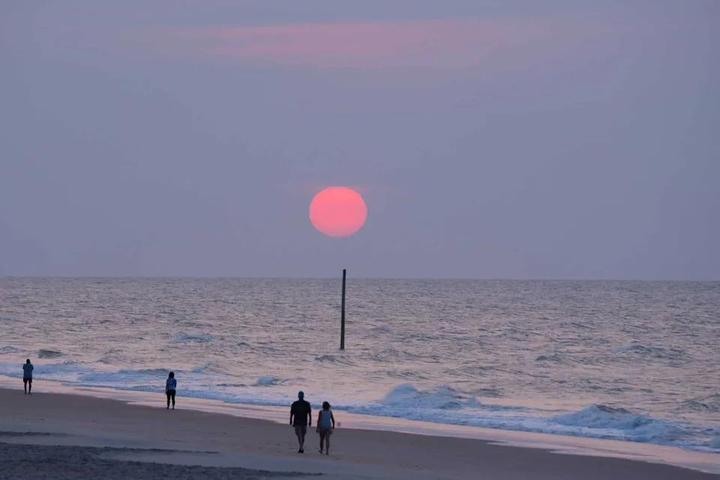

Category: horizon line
[1, 275, 718, 283]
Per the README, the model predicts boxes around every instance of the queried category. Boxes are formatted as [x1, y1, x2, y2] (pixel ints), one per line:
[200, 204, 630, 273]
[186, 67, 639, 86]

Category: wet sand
[0, 387, 718, 480]
[0, 440, 309, 480]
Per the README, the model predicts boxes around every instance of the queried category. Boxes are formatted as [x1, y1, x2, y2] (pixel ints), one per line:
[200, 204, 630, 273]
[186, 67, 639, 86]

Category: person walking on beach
[316, 401, 335, 455]
[22, 359, 33, 395]
[165, 371, 177, 410]
[290, 391, 311, 453]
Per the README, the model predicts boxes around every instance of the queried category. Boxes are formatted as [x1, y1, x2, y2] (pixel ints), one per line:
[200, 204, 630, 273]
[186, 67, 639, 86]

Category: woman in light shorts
[316, 401, 336, 455]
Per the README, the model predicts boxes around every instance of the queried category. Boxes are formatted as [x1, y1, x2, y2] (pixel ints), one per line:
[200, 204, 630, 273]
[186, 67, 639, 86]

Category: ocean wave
[254, 376, 285, 386]
[37, 349, 64, 359]
[172, 332, 214, 344]
[96, 349, 127, 364]
[0, 360, 88, 380]
[0, 346, 21, 354]
[380, 384, 474, 410]
[122, 368, 170, 376]
[471, 387, 503, 398]
[314, 354, 355, 366]
[681, 394, 720, 413]
[191, 362, 227, 374]
[339, 386, 713, 451]
[369, 325, 392, 334]
[385, 369, 429, 380]
[615, 343, 687, 360]
[367, 348, 427, 362]
[535, 353, 563, 362]
[78, 368, 170, 384]
[552, 404, 681, 443]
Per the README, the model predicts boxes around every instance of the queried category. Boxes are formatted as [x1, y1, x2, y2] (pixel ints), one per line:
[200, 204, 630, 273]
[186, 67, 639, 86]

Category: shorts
[294, 425, 307, 436]
[23, 378, 32, 384]
[317, 427, 332, 436]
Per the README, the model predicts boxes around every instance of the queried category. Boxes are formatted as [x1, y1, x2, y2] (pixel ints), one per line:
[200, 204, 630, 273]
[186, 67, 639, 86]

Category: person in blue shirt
[22, 359, 33, 395]
[165, 372, 177, 410]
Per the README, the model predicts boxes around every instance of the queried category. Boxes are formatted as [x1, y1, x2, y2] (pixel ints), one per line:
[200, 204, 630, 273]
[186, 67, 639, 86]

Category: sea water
[0, 278, 718, 452]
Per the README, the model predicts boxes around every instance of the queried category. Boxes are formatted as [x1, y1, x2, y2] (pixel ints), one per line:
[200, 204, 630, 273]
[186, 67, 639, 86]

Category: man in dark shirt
[289, 391, 311, 453]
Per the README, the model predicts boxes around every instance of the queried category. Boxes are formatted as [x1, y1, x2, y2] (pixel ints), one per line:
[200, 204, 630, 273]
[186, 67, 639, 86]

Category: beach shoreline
[1, 381, 718, 479]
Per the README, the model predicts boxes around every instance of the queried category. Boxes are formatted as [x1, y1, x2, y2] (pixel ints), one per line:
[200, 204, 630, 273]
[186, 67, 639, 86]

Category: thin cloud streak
[154, 18, 582, 68]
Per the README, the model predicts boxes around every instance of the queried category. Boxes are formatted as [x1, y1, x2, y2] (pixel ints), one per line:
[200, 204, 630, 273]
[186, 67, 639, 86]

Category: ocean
[1, 278, 718, 452]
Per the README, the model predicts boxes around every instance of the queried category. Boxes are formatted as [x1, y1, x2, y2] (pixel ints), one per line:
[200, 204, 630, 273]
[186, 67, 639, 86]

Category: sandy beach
[1, 386, 718, 480]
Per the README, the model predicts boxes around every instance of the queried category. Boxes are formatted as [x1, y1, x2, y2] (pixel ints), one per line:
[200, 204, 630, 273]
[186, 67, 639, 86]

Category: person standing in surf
[22, 359, 33, 395]
[165, 371, 177, 410]
[290, 391, 312, 453]
[316, 401, 335, 455]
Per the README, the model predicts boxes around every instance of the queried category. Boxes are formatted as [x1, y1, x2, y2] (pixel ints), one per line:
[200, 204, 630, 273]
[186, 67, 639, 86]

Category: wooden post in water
[340, 268, 346, 350]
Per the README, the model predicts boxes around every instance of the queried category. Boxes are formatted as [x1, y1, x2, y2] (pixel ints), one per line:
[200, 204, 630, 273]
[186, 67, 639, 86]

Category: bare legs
[166, 391, 175, 409]
[23, 379, 32, 395]
[319, 430, 330, 455]
[295, 426, 306, 453]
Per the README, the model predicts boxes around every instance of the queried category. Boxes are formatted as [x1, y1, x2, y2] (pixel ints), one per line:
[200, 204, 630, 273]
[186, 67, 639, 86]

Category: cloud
[150, 18, 580, 69]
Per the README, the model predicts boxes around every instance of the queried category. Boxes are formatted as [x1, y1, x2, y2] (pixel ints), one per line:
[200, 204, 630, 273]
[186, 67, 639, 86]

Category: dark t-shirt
[291, 400, 311, 426]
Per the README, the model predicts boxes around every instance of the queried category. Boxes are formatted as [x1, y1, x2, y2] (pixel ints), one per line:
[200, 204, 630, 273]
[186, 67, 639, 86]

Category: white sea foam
[380, 384, 471, 410]
[255, 376, 285, 386]
[552, 405, 682, 442]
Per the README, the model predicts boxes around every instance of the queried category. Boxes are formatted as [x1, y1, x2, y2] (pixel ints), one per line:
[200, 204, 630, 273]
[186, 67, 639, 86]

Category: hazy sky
[1, 1, 718, 279]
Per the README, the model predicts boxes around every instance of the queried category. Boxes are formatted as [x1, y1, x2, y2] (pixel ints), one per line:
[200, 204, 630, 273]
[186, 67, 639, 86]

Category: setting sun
[309, 186, 367, 237]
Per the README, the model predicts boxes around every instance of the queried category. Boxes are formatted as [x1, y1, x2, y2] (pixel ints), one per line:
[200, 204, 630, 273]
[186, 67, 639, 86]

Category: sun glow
[309, 187, 367, 237]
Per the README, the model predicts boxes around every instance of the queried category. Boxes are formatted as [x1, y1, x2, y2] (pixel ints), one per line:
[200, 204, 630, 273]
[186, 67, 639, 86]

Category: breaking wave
[380, 384, 474, 410]
[255, 376, 285, 386]
[552, 404, 682, 443]
[341, 385, 718, 452]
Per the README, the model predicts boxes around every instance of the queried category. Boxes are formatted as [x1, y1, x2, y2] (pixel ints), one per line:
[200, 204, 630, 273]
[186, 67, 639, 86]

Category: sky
[1, 1, 718, 279]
